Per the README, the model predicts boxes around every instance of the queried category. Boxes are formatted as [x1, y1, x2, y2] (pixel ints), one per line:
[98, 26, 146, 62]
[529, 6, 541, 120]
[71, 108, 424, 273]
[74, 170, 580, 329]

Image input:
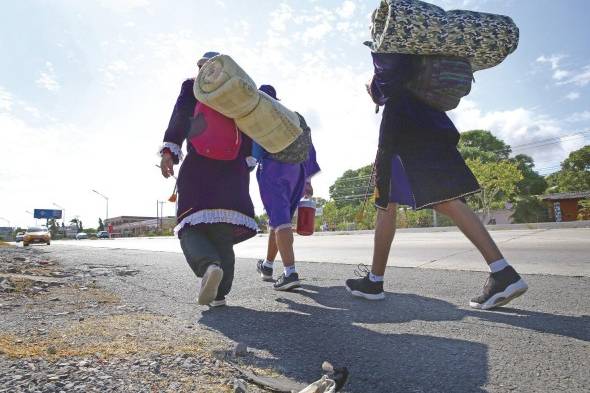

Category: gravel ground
[0, 246, 283, 393]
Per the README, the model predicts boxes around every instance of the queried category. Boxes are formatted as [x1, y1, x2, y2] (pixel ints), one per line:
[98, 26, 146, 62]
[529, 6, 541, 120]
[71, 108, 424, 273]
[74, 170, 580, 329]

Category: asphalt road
[52, 228, 590, 276]
[38, 243, 589, 393]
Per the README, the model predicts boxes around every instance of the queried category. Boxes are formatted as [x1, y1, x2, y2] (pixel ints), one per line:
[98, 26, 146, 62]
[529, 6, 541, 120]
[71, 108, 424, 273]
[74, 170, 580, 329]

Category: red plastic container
[296, 199, 316, 236]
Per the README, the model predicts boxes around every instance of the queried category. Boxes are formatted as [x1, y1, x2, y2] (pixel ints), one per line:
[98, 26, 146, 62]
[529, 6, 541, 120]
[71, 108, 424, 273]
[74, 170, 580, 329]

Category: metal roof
[541, 191, 590, 200]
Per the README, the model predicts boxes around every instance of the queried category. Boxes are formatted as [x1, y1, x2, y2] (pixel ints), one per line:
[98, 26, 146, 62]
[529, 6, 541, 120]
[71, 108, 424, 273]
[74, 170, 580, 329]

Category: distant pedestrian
[252, 85, 320, 291]
[345, 53, 528, 310]
[159, 51, 258, 307]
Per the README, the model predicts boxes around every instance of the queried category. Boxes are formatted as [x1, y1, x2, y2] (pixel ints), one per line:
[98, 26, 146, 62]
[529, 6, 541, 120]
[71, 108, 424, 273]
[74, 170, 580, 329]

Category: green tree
[511, 196, 549, 223]
[98, 218, 105, 231]
[329, 164, 373, 208]
[459, 130, 511, 162]
[546, 145, 590, 192]
[511, 154, 548, 195]
[321, 201, 339, 229]
[466, 158, 523, 221]
[47, 219, 59, 238]
[578, 199, 590, 220]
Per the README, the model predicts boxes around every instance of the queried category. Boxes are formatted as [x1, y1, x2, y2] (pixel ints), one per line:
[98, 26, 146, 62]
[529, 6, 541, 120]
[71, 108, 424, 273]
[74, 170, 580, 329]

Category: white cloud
[269, 3, 293, 32]
[536, 54, 563, 70]
[536, 54, 572, 82]
[101, 60, 132, 88]
[0, 86, 13, 112]
[35, 62, 60, 92]
[552, 69, 570, 81]
[537, 55, 590, 87]
[564, 65, 590, 87]
[337, 1, 356, 19]
[449, 100, 583, 170]
[566, 111, 590, 122]
[565, 92, 580, 101]
[98, 0, 150, 11]
[301, 22, 333, 44]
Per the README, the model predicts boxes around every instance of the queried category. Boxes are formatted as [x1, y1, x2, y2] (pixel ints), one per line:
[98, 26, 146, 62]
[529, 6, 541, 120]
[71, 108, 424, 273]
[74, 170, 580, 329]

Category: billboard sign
[34, 209, 63, 219]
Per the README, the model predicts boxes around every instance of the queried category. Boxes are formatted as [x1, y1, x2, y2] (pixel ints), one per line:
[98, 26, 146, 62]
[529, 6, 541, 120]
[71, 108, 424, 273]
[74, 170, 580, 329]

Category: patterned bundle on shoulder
[366, 0, 519, 71]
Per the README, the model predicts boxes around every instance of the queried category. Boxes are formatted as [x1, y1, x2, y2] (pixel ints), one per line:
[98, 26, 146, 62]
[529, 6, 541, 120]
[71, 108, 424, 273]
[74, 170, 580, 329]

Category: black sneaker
[345, 265, 385, 300]
[470, 266, 528, 310]
[209, 296, 226, 308]
[273, 272, 301, 291]
[256, 260, 274, 282]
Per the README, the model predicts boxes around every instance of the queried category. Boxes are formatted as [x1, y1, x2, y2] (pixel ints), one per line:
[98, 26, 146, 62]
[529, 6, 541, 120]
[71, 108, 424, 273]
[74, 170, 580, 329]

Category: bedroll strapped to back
[366, 0, 519, 71]
[194, 54, 302, 154]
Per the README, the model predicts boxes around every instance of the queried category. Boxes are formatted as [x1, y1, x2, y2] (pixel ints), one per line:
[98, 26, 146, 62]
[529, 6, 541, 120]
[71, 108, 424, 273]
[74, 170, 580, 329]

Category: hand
[304, 181, 313, 198]
[160, 152, 175, 178]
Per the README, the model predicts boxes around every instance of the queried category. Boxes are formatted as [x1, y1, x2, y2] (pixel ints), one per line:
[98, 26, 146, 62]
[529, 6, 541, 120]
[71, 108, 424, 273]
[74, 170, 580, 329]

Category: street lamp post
[92, 189, 109, 221]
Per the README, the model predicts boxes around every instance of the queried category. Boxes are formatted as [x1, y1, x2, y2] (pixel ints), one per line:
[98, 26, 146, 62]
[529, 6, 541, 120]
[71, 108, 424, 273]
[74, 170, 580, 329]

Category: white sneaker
[198, 264, 223, 305]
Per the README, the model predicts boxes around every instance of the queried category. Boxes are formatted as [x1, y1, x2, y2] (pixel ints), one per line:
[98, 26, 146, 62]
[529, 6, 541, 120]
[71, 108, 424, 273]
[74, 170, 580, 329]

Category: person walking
[344, 53, 528, 310]
[253, 84, 320, 291]
[159, 51, 258, 307]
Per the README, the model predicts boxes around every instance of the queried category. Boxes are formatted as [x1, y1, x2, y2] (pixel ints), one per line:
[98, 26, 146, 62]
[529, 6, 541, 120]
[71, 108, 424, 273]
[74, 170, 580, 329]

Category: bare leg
[266, 230, 279, 262]
[275, 227, 295, 267]
[433, 199, 503, 264]
[371, 203, 398, 276]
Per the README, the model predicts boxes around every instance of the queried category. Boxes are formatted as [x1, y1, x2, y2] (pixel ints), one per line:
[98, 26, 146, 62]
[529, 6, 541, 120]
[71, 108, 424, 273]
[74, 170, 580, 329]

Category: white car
[75, 232, 88, 240]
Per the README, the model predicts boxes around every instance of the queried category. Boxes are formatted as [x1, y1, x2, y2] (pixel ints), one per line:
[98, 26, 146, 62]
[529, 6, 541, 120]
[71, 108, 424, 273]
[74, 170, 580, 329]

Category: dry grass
[0, 241, 12, 247]
[0, 313, 209, 359]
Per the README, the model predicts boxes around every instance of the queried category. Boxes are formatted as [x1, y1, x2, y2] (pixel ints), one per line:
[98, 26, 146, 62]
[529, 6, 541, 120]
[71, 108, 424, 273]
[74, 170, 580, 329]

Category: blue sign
[34, 209, 62, 219]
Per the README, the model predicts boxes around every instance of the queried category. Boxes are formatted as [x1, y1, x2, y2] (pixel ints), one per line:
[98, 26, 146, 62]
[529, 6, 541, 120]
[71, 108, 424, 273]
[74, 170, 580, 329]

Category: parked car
[97, 231, 110, 239]
[23, 226, 51, 246]
[75, 232, 88, 240]
[15, 232, 25, 242]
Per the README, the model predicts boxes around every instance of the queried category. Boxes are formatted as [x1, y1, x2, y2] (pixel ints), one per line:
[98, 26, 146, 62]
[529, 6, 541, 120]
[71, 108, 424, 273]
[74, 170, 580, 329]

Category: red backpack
[188, 102, 242, 160]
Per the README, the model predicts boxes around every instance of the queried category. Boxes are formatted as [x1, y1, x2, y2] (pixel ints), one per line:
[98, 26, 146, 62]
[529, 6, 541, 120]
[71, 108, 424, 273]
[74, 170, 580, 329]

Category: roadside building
[541, 191, 590, 222]
[0, 227, 14, 241]
[104, 216, 176, 237]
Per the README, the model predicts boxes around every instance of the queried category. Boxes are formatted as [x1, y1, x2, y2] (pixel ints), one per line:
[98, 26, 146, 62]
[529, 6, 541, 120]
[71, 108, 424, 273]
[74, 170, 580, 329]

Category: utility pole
[159, 201, 164, 230]
[157, 200, 164, 231]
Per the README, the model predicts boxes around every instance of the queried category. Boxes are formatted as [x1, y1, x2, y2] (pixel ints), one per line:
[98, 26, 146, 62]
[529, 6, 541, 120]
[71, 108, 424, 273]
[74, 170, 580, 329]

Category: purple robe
[371, 53, 480, 210]
[161, 79, 257, 243]
[256, 142, 320, 229]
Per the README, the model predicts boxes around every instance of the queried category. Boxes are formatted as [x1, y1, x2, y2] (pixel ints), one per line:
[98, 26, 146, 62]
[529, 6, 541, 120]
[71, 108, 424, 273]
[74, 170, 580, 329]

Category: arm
[158, 79, 197, 165]
[369, 53, 415, 105]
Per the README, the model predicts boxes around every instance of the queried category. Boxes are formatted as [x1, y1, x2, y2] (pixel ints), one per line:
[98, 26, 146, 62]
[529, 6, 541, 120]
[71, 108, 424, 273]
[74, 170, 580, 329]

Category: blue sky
[1, 0, 589, 228]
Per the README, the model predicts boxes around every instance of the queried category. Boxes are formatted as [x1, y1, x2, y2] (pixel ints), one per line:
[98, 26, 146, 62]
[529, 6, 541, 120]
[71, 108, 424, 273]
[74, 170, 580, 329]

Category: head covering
[197, 51, 220, 67]
[259, 84, 279, 100]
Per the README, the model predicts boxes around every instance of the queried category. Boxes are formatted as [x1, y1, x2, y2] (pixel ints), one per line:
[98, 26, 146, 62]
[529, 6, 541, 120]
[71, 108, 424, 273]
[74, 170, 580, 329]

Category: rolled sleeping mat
[366, 0, 519, 71]
[235, 91, 302, 154]
[194, 54, 260, 119]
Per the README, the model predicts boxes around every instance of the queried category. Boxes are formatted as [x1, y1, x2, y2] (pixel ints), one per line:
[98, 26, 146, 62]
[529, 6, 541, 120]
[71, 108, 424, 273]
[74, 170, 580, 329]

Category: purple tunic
[161, 79, 257, 243]
[371, 53, 480, 210]
[256, 142, 320, 229]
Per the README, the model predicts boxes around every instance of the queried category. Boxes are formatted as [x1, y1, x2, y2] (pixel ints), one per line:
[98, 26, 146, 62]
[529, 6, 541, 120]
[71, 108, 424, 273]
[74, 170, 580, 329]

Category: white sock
[284, 265, 297, 277]
[369, 272, 384, 282]
[489, 258, 509, 273]
[262, 260, 274, 269]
